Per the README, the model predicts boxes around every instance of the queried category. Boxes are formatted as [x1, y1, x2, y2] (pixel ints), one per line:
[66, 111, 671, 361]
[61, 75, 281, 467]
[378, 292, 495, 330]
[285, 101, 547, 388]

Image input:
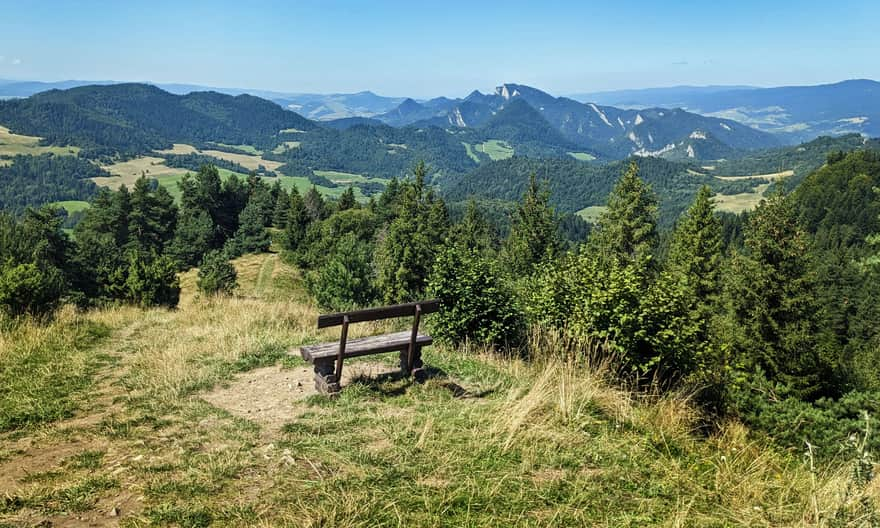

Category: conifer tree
[503, 174, 559, 276]
[375, 161, 448, 302]
[283, 186, 310, 252]
[452, 199, 493, 253]
[272, 186, 290, 228]
[337, 186, 357, 212]
[589, 161, 658, 268]
[126, 176, 177, 256]
[225, 198, 272, 257]
[724, 189, 829, 398]
[303, 185, 326, 221]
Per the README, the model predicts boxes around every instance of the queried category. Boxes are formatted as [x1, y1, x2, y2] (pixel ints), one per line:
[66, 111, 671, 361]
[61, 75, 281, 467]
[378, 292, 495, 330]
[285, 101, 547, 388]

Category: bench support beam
[313, 358, 341, 395]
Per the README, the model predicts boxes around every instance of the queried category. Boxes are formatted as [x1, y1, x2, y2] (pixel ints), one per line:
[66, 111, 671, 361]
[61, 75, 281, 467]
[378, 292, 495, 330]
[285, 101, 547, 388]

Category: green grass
[568, 152, 596, 161]
[576, 205, 608, 223]
[0, 316, 111, 432]
[463, 142, 481, 163]
[50, 200, 91, 214]
[272, 141, 301, 154]
[209, 143, 262, 155]
[476, 139, 514, 161]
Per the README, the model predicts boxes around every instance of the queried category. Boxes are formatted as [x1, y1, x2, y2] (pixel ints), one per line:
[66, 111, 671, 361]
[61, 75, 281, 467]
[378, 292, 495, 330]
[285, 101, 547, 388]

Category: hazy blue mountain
[274, 91, 406, 120]
[571, 80, 880, 142]
[378, 83, 778, 158]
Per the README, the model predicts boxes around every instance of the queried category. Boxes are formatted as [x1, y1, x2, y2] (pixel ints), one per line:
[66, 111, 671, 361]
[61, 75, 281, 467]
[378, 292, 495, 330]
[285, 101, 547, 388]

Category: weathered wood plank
[300, 331, 432, 362]
[317, 300, 440, 328]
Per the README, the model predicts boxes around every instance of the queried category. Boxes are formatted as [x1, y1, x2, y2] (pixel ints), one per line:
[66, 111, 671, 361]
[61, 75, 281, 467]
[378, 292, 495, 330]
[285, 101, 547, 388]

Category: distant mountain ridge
[372, 82, 779, 158]
[572, 80, 880, 142]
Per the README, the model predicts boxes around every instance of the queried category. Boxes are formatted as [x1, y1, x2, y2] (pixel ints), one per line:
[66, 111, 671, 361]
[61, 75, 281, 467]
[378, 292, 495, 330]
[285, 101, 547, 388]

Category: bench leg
[399, 345, 424, 375]
[313, 359, 341, 395]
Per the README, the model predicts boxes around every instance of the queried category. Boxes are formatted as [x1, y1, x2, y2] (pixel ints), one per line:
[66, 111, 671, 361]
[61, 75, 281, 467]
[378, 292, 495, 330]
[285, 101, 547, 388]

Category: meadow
[0, 253, 875, 527]
[0, 126, 80, 159]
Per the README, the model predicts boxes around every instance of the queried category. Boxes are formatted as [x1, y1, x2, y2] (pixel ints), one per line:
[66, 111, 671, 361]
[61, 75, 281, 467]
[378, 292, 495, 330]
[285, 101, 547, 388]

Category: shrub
[197, 250, 238, 296]
[428, 245, 523, 348]
[306, 233, 376, 311]
[124, 253, 180, 308]
[0, 260, 65, 318]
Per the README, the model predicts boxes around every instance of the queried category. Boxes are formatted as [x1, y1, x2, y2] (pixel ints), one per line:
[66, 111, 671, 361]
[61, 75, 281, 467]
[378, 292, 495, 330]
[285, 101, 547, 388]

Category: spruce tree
[167, 208, 214, 269]
[666, 185, 723, 302]
[283, 186, 310, 252]
[126, 176, 177, 256]
[225, 198, 272, 257]
[375, 161, 448, 302]
[724, 190, 829, 398]
[590, 161, 658, 268]
[337, 186, 357, 212]
[272, 186, 290, 228]
[503, 174, 559, 276]
[453, 199, 493, 253]
[303, 185, 326, 221]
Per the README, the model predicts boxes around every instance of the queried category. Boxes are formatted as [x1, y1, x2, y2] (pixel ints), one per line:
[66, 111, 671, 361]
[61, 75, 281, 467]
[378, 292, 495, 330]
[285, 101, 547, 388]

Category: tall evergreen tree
[272, 186, 291, 228]
[452, 199, 493, 253]
[283, 186, 310, 252]
[225, 197, 272, 257]
[126, 176, 177, 256]
[503, 174, 559, 276]
[724, 190, 829, 399]
[303, 185, 326, 222]
[337, 186, 357, 212]
[589, 161, 658, 268]
[375, 161, 449, 302]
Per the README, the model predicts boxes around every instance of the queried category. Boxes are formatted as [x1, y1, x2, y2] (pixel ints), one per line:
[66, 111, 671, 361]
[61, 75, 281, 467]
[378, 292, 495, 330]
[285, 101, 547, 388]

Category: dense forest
[0, 154, 102, 213]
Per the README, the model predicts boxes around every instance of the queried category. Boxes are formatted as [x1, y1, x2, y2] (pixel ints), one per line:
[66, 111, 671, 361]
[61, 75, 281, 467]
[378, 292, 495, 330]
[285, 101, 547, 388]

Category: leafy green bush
[306, 233, 376, 311]
[428, 245, 523, 348]
[124, 253, 180, 308]
[0, 260, 65, 318]
[197, 250, 238, 296]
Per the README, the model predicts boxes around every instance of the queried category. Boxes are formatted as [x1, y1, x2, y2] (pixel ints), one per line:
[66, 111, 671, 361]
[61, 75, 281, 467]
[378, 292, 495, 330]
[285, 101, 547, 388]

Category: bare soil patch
[200, 361, 398, 430]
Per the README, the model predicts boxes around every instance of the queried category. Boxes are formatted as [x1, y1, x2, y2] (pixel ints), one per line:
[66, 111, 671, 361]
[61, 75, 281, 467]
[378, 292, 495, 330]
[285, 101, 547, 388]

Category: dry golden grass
[95, 156, 187, 189]
[199, 149, 283, 171]
[1, 253, 877, 526]
[713, 169, 795, 181]
[0, 125, 80, 157]
[713, 183, 773, 213]
[153, 143, 198, 155]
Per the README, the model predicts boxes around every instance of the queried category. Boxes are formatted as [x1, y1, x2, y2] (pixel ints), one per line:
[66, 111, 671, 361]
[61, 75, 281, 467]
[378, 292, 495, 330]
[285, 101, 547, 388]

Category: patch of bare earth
[200, 361, 398, 431]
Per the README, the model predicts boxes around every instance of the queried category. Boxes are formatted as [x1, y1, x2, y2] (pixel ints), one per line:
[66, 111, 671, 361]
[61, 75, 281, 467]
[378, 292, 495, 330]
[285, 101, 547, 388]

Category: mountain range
[572, 79, 880, 142]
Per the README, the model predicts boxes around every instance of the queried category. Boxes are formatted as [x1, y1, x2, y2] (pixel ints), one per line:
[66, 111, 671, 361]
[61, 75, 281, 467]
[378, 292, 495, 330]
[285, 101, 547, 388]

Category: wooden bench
[299, 300, 440, 394]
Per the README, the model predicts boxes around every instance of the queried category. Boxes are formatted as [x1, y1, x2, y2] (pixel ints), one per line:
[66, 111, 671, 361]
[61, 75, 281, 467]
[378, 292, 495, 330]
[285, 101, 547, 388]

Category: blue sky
[0, 0, 877, 98]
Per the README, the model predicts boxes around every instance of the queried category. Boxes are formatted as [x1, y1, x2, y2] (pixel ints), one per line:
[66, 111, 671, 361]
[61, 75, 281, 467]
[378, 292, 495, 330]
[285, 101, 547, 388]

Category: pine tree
[589, 161, 658, 268]
[503, 174, 559, 275]
[283, 186, 310, 252]
[126, 176, 177, 256]
[167, 208, 214, 269]
[303, 185, 326, 221]
[337, 186, 357, 212]
[272, 186, 290, 228]
[452, 199, 493, 253]
[225, 197, 272, 257]
[724, 189, 829, 399]
[375, 161, 449, 302]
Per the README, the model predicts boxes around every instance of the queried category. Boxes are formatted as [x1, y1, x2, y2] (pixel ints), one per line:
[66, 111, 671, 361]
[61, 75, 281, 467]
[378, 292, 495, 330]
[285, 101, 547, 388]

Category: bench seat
[300, 331, 433, 362]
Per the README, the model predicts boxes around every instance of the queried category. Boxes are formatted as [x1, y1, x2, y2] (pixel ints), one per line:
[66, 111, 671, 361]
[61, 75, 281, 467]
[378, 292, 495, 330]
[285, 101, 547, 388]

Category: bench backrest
[317, 299, 440, 329]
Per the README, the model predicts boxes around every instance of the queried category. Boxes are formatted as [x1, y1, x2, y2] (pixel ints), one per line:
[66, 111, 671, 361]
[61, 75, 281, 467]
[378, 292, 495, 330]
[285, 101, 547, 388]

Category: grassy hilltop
[1, 253, 876, 527]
